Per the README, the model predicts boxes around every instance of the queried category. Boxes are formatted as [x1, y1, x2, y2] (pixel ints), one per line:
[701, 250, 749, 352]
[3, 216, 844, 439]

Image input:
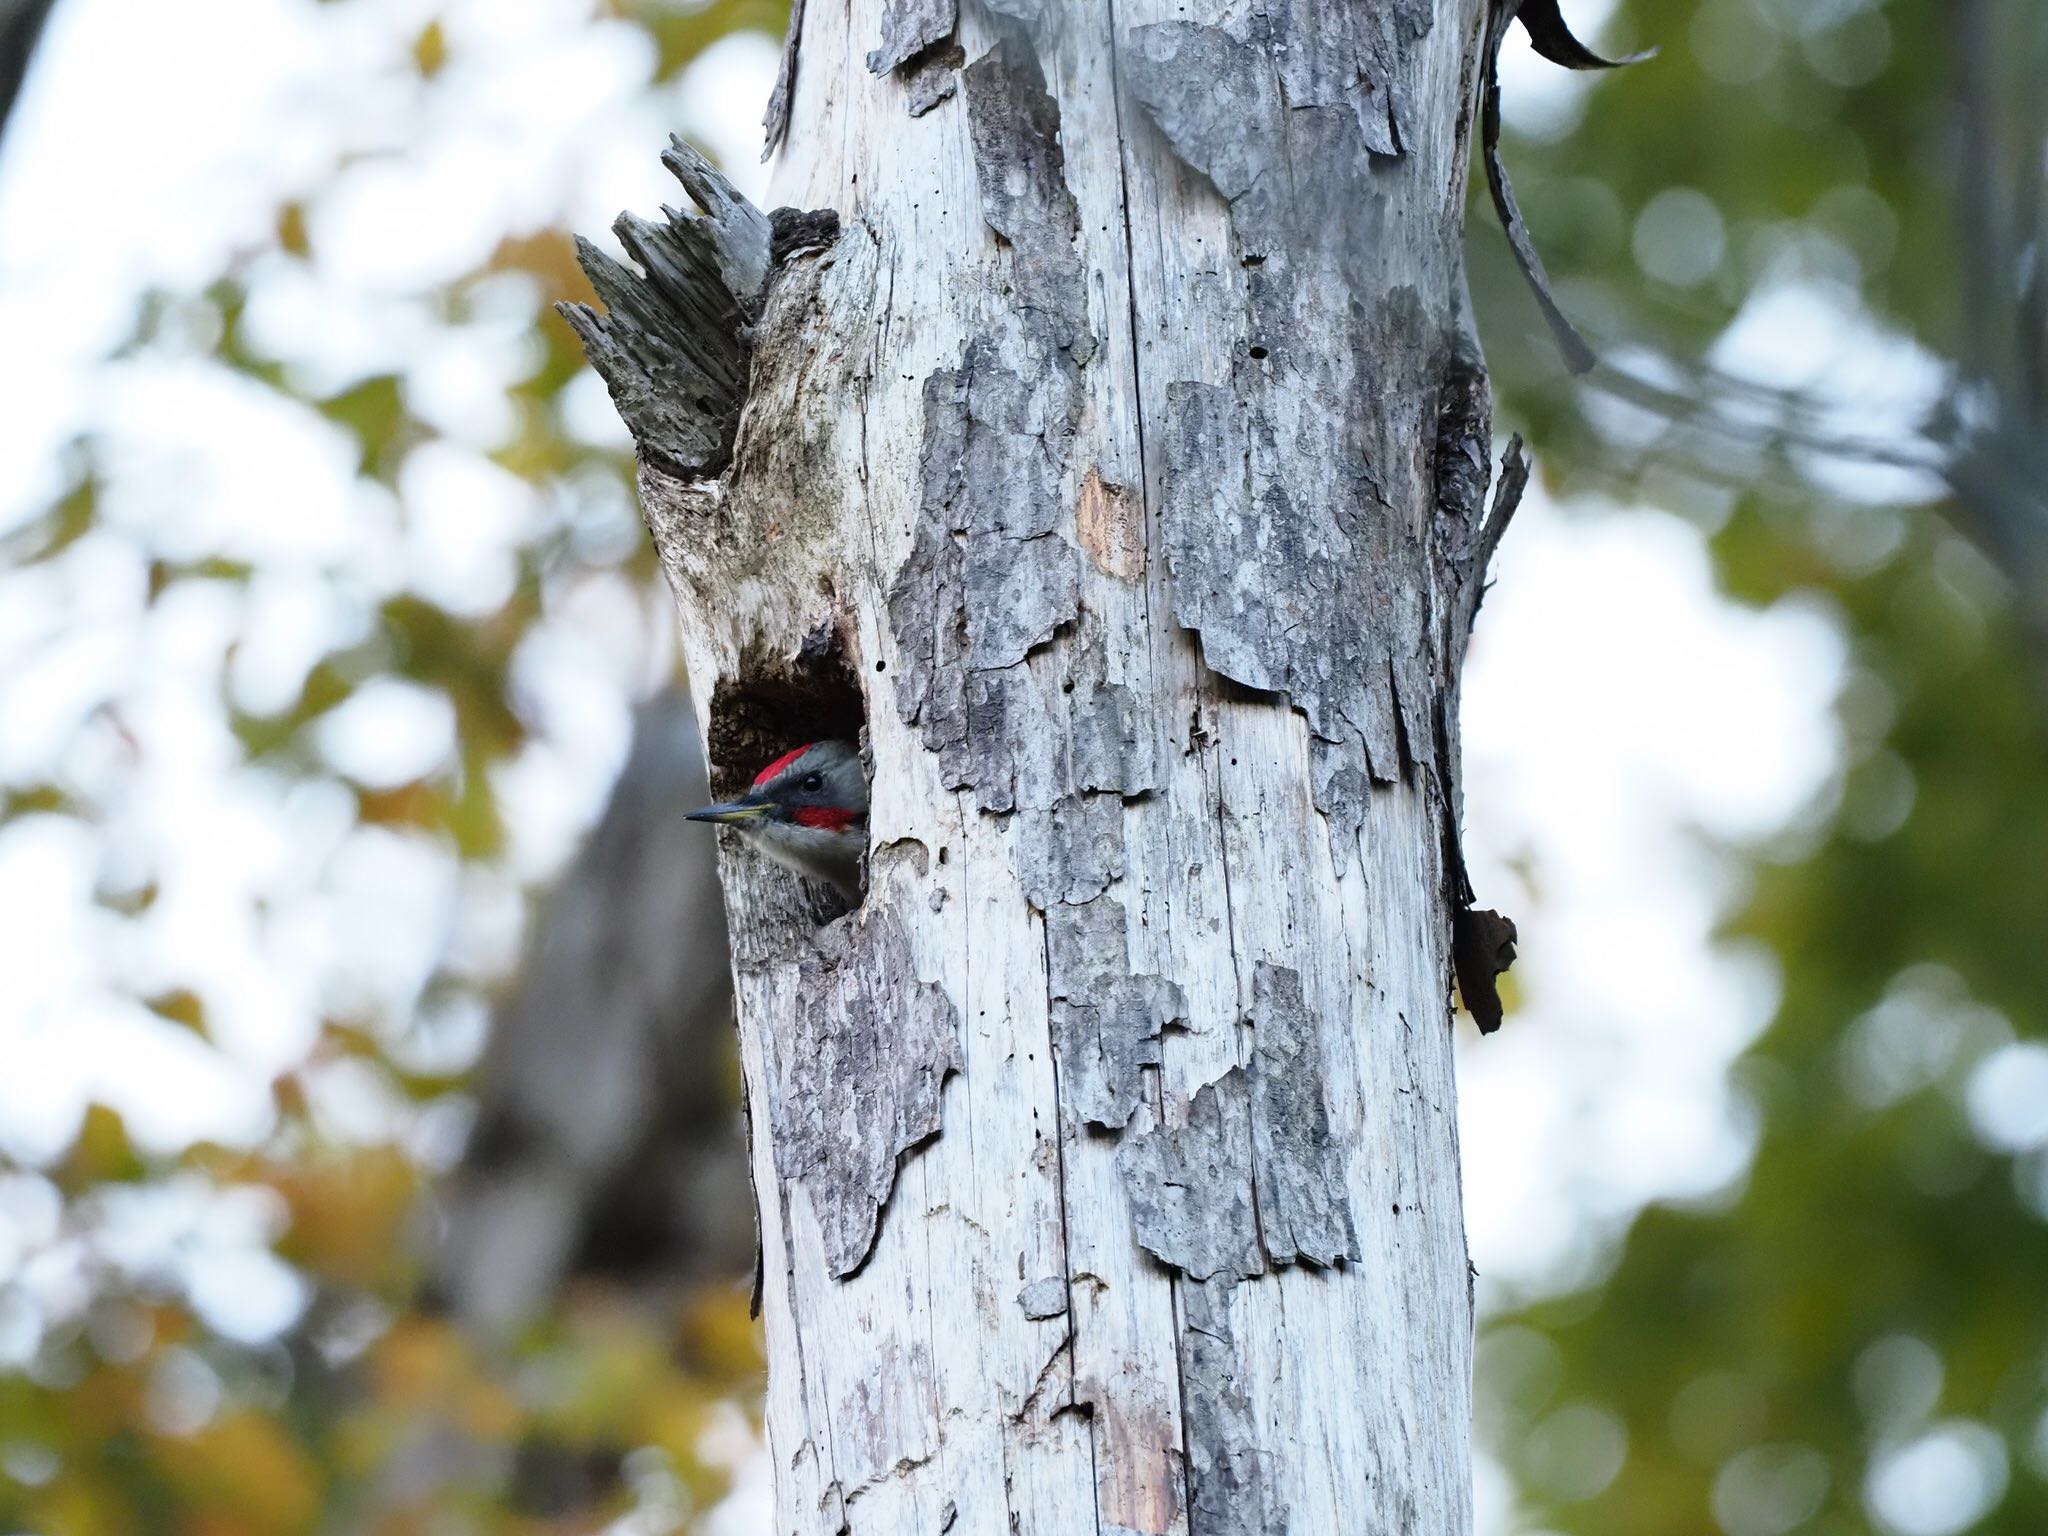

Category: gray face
[760, 740, 869, 825]
[686, 740, 869, 898]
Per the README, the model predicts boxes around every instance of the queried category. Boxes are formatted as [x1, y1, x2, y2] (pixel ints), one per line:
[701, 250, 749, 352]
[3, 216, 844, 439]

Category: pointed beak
[687, 794, 773, 825]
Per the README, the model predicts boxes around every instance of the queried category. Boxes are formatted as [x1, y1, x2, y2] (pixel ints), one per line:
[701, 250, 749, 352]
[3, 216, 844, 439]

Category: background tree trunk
[566, 1, 1516, 1529]
[0, 0, 57, 142]
[434, 687, 750, 1333]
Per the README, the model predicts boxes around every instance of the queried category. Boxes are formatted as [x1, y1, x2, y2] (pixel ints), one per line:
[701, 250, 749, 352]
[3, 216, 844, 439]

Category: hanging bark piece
[1452, 907, 1519, 1036]
[1432, 363, 1530, 1028]
[767, 907, 962, 1279]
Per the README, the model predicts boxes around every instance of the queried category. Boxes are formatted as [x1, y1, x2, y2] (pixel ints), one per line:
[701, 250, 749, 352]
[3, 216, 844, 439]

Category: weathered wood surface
[566, 1, 1520, 1530]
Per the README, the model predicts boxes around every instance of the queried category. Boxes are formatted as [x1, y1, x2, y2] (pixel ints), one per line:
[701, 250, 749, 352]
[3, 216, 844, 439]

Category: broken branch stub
[557, 139, 770, 479]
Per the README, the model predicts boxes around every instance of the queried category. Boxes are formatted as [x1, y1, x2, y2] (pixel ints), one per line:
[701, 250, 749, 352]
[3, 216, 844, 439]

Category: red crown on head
[752, 744, 813, 788]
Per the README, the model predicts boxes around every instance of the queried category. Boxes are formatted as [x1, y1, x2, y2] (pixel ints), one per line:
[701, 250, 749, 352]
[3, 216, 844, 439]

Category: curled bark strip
[1514, 0, 1655, 71]
[1481, 4, 1596, 374]
[761, 0, 806, 161]
[1470, 434, 1530, 626]
[1482, 1, 1649, 374]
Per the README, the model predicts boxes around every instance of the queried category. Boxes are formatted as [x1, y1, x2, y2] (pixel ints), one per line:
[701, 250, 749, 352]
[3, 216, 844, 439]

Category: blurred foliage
[0, 0, 782, 1530]
[6, 0, 2045, 1532]
[1476, 0, 2048, 1533]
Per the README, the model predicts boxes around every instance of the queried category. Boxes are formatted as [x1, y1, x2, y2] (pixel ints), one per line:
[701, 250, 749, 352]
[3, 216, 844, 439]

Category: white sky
[0, 2, 1938, 1532]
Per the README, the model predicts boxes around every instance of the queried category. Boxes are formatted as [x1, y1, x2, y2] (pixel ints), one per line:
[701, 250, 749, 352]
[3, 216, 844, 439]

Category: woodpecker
[687, 740, 868, 899]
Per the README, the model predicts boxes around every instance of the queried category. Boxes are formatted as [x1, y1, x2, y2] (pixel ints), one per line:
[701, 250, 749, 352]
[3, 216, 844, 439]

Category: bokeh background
[1, 0, 2042, 1532]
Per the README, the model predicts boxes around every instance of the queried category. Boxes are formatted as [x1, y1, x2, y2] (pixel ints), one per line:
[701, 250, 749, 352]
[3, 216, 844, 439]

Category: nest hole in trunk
[705, 625, 871, 915]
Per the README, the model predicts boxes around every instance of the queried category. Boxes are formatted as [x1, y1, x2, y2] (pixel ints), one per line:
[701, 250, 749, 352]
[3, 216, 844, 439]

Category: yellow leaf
[412, 20, 447, 78]
[145, 989, 208, 1038]
[150, 1411, 318, 1536]
[271, 1145, 418, 1287]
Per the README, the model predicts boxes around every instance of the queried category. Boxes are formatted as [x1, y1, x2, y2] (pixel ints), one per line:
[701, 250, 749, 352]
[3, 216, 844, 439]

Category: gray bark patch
[1158, 379, 1405, 780]
[1179, 1279, 1282, 1536]
[1125, 12, 1455, 828]
[559, 140, 770, 480]
[867, 0, 956, 77]
[887, 352, 1078, 809]
[1117, 1073, 1263, 1283]
[889, 38, 1096, 812]
[903, 44, 964, 116]
[1268, 0, 1434, 160]
[768, 906, 961, 1279]
[1127, 6, 1433, 210]
[1124, 22, 1285, 223]
[1017, 1277, 1068, 1319]
[1018, 793, 1123, 908]
[963, 38, 1094, 367]
[1245, 962, 1359, 1269]
[1069, 635, 1156, 797]
[1046, 895, 1187, 1131]
[1118, 962, 1355, 1275]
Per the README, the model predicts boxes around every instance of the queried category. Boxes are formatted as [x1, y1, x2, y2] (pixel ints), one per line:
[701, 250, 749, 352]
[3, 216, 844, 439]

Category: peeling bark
[1119, 964, 1357, 1279]
[565, 0, 1535, 1527]
[867, 0, 956, 77]
[1046, 895, 1186, 1132]
[764, 910, 960, 1278]
[902, 44, 964, 116]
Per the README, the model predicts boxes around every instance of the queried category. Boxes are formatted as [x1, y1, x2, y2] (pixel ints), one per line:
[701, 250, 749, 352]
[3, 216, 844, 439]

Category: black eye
[801, 773, 822, 791]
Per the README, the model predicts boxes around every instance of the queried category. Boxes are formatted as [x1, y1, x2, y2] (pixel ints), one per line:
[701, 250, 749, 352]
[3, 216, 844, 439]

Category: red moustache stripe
[791, 806, 860, 831]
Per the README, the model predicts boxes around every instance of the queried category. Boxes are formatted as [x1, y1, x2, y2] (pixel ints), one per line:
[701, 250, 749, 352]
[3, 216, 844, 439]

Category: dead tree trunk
[564, 1, 1520, 1529]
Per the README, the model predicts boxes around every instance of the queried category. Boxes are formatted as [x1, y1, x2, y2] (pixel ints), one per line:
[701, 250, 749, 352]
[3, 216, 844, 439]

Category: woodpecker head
[687, 740, 868, 899]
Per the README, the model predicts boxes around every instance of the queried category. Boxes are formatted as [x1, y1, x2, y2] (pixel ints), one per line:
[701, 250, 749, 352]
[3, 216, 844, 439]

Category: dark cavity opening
[706, 625, 870, 917]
